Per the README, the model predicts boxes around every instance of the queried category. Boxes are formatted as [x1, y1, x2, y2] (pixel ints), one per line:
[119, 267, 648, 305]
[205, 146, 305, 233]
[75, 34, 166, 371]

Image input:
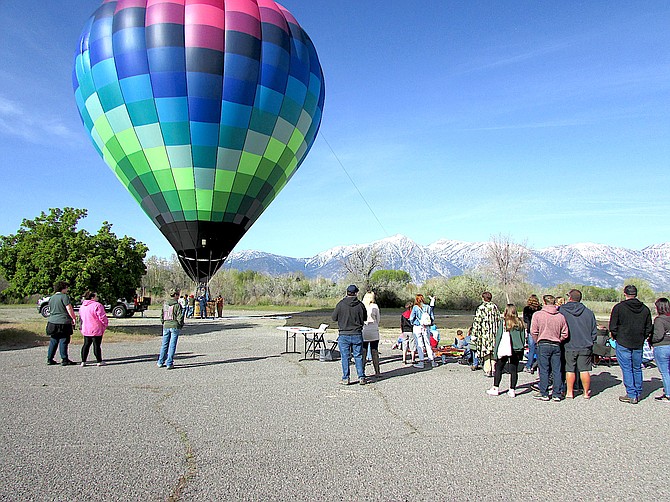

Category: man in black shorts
[559, 289, 598, 399]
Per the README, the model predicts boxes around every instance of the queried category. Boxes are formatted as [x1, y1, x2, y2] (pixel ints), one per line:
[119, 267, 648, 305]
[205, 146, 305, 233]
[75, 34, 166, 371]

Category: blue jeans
[538, 343, 563, 398]
[338, 334, 365, 381]
[47, 336, 70, 362]
[654, 345, 670, 396]
[616, 344, 643, 399]
[158, 327, 180, 367]
[525, 332, 537, 369]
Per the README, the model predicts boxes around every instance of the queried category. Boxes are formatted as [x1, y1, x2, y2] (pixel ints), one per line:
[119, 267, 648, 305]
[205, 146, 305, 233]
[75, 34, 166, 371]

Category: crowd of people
[331, 283, 670, 404]
[42, 279, 670, 403]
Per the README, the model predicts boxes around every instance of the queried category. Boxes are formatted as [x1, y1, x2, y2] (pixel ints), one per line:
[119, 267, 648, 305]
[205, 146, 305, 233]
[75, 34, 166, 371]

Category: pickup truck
[37, 296, 151, 319]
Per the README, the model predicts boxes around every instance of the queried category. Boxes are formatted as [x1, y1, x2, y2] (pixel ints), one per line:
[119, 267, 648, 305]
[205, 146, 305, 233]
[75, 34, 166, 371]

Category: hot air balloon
[72, 0, 325, 282]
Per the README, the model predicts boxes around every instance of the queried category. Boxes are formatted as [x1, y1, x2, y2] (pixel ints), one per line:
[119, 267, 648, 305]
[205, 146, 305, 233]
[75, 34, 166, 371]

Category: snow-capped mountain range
[223, 235, 670, 290]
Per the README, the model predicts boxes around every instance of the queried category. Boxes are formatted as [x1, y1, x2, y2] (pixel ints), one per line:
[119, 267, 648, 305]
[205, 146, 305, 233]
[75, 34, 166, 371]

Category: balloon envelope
[73, 0, 325, 281]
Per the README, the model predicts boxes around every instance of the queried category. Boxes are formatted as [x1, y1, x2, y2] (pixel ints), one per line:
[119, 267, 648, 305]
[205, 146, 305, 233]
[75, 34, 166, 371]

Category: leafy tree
[621, 277, 656, 302]
[0, 208, 147, 302]
[142, 255, 193, 298]
[424, 273, 491, 311]
[370, 269, 411, 287]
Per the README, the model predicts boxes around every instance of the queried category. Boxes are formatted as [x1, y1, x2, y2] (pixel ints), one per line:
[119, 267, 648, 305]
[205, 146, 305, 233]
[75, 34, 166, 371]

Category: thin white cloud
[0, 95, 82, 146]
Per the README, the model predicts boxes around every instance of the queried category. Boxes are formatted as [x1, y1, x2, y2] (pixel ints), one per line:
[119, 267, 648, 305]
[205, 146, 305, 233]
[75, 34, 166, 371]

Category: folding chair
[303, 324, 328, 360]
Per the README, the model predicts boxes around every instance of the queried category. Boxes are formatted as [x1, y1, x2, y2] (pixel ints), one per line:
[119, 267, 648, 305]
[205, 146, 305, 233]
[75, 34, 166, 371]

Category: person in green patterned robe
[471, 292, 502, 376]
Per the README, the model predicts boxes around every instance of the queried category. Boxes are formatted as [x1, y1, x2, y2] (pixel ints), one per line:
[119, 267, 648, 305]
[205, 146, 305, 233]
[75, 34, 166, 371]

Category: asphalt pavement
[1, 312, 668, 501]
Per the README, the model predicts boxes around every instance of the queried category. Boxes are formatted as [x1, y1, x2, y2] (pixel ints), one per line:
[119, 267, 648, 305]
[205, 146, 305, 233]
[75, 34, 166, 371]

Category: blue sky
[1, 1, 669, 260]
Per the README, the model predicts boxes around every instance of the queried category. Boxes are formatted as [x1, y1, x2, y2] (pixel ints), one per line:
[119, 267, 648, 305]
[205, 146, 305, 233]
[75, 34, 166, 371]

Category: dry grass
[0, 320, 158, 351]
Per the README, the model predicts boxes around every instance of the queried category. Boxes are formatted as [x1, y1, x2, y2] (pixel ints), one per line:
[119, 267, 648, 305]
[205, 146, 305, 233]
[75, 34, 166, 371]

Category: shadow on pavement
[640, 376, 663, 401]
[589, 371, 620, 397]
[104, 352, 199, 366]
[172, 354, 280, 369]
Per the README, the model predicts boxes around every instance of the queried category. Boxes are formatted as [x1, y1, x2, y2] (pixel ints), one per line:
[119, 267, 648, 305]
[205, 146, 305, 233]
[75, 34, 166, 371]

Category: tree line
[0, 209, 664, 310]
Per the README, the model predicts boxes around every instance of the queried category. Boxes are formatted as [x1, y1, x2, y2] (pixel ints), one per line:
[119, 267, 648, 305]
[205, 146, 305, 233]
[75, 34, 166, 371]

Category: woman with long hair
[79, 291, 109, 366]
[409, 294, 437, 368]
[487, 304, 526, 397]
[650, 298, 670, 401]
[362, 292, 381, 378]
[522, 294, 542, 373]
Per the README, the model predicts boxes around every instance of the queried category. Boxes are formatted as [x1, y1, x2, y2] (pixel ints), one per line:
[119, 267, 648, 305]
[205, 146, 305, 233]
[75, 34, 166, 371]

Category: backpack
[420, 308, 432, 326]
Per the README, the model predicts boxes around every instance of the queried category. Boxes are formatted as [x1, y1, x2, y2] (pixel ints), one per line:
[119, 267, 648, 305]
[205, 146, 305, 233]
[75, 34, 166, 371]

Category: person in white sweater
[362, 292, 381, 378]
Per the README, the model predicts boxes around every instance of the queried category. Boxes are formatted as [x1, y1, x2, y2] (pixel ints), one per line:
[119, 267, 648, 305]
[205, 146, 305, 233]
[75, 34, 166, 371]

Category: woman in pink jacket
[79, 291, 109, 366]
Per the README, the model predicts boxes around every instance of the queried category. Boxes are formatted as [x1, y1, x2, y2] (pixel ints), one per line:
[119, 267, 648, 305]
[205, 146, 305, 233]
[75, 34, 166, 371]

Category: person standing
[487, 304, 525, 397]
[558, 289, 598, 399]
[522, 294, 542, 373]
[79, 291, 109, 367]
[46, 281, 78, 366]
[400, 302, 416, 364]
[409, 294, 437, 369]
[650, 298, 670, 402]
[332, 285, 368, 385]
[609, 285, 653, 404]
[197, 293, 207, 319]
[158, 288, 185, 370]
[362, 292, 381, 378]
[216, 295, 224, 318]
[187, 295, 195, 318]
[530, 295, 569, 401]
[559, 289, 598, 399]
[471, 292, 501, 376]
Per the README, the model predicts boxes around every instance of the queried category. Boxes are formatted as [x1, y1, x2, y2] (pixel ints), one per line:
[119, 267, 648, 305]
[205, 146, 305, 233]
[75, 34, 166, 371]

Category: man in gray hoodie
[559, 289, 598, 399]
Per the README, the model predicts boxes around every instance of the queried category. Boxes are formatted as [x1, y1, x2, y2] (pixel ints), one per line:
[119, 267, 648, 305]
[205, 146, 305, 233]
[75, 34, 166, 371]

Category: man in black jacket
[332, 285, 368, 385]
[560, 289, 598, 399]
[609, 285, 653, 404]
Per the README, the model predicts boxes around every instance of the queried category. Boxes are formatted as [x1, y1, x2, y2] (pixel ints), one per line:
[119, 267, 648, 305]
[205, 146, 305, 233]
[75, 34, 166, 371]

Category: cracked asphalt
[1, 310, 669, 501]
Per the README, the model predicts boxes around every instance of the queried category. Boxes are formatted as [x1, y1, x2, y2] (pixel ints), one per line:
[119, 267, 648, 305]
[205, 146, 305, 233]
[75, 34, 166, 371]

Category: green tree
[621, 278, 655, 302]
[370, 269, 411, 287]
[0, 208, 148, 302]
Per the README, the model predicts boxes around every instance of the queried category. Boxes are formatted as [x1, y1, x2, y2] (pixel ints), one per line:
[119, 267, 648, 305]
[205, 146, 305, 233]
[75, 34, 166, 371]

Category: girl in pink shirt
[79, 291, 109, 366]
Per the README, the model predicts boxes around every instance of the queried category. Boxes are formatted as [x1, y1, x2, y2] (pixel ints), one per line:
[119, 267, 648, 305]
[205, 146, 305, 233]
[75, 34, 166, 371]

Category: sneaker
[339, 379, 350, 386]
[359, 377, 368, 385]
[166, 365, 174, 370]
[431, 360, 438, 368]
[97, 362, 105, 367]
[470, 365, 480, 371]
[157, 362, 165, 368]
[80, 362, 86, 367]
[508, 389, 516, 398]
[654, 394, 669, 401]
[47, 360, 57, 366]
[552, 396, 562, 402]
[61, 359, 76, 366]
[533, 393, 550, 401]
[619, 395, 638, 404]
[486, 387, 499, 396]
[413, 363, 425, 369]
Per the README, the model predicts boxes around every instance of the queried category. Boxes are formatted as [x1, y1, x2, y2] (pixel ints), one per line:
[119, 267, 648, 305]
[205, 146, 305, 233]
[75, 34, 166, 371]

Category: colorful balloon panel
[73, 0, 325, 281]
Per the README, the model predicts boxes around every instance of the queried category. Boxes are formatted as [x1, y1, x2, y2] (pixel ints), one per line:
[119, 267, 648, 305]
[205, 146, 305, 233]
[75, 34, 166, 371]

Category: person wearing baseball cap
[157, 288, 185, 370]
[332, 285, 368, 385]
[609, 284, 653, 404]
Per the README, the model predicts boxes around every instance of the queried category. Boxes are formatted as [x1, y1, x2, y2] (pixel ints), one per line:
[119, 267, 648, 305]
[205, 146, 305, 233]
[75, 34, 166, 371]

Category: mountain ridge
[223, 235, 670, 290]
